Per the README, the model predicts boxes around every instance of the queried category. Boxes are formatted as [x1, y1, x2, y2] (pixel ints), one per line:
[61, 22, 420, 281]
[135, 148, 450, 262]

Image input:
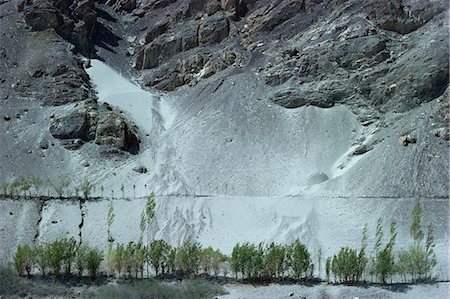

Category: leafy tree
[123, 242, 136, 278]
[211, 249, 227, 277]
[200, 247, 214, 275]
[47, 240, 66, 277]
[34, 244, 49, 276]
[148, 240, 170, 276]
[325, 257, 331, 283]
[14, 244, 34, 276]
[177, 240, 201, 277]
[411, 201, 424, 245]
[265, 243, 287, 279]
[134, 243, 146, 278]
[290, 240, 311, 281]
[109, 244, 125, 277]
[86, 246, 103, 279]
[398, 201, 437, 283]
[75, 244, 89, 277]
[166, 247, 177, 274]
[62, 238, 77, 276]
[425, 224, 437, 279]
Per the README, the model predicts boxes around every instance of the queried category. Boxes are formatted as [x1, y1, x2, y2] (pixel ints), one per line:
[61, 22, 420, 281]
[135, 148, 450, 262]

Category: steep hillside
[0, 0, 449, 292]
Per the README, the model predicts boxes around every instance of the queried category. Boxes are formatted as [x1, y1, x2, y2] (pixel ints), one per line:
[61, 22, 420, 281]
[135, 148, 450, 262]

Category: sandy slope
[1, 61, 448, 293]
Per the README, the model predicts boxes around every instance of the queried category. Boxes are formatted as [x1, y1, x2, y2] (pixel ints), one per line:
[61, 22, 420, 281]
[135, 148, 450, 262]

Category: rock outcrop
[49, 108, 97, 141]
[95, 112, 140, 153]
[18, 0, 97, 56]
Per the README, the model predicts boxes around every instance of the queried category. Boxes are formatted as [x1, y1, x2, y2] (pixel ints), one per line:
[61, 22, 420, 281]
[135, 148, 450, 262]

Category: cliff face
[0, 0, 448, 195]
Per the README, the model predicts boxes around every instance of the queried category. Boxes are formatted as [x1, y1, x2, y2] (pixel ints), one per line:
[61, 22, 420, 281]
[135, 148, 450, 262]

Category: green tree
[411, 202, 424, 245]
[110, 244, 125, 277]
[62, 238, 77, 276]
[75, 244, 89, 277]
[398, 201, 437, 283]
[148, 240, 170, 276]
[47, 240, 66, 277]
[290, 240, 311, 281]
[265, 242, 286, 279]
[34, 244, 49, 276]
[86, 246, 103, 279]
[177, 240, 201, 277]
[106, 200, 115, 275]
[14, 244, 34, 276]
[325, 257, 331, 283]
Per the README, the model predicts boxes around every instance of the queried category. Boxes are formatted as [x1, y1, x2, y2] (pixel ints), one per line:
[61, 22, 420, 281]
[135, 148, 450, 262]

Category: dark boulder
[95, 112, 140, 153]
[198, 13, 230, 45]
[49, 108, 96, 140]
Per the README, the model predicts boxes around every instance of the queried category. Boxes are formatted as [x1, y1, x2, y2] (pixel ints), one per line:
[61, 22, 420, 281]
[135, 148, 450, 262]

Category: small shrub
[109, 244, 125, 277]
[51, 177, 70, 198]
[75, 244, 89, 277]
[34, 244, 50, 276]
[80, 177, 95, 201]
[86, 247, 103, 279]
[14, 244, 35, 276]
[177, 240, 201, 277]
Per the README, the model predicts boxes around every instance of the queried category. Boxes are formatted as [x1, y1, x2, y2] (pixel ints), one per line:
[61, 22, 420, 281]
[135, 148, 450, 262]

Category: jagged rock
[353, 144, 374, 155]
[205, 1, 222, 16]
[139, 20, 168, 45]
[135, 34, 183, 69]
[221, 0, 247, 19]
[142, 0, 176, 10]
[432, 127, 449, 140]
[198, 13, 230, 45]
[399, 135, 417, 146]
[49, 109, 94, 140]
[95, 112, 140, 153]
[106, 0, 136, 12]
[132, 166, 148, 173]
[38, 140, 49, 150]
[187, 0, 208, 16]
[271, 88, 335, 109]
[253, 0, 305, 31]
[18, 0, 97, 56]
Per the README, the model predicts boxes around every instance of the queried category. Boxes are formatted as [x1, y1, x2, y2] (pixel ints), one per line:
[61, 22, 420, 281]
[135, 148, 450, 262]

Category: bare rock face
[106, 0, 137, 12]
[271, 88, 336, 109]
[18, 0, 97, 56]
[198, 13, 230, 45]
[49, 108, 97, 141]
[95, 112, 140, 153]
[221, 0, 247, 19]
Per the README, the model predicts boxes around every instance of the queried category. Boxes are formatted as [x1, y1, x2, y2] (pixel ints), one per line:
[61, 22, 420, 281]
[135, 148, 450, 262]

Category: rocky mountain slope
[0, 0, 449, 287]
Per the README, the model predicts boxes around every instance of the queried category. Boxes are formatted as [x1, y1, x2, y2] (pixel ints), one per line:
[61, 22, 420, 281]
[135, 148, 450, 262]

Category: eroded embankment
[1, 195, 448, 281]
